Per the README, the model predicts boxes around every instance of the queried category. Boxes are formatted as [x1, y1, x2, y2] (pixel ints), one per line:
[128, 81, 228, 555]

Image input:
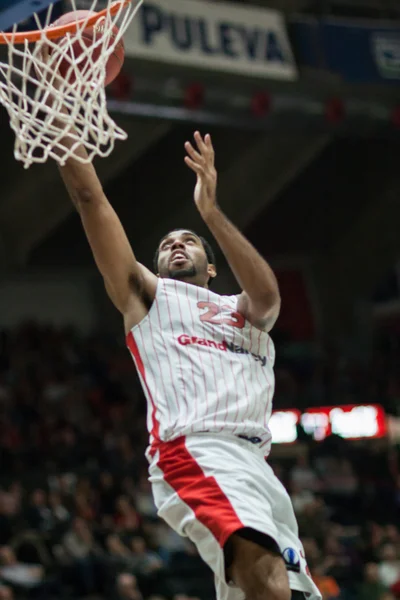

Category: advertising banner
[122, 0, 298, 80]
[291, 17, 400, 84]
[4, 0, 62, 31]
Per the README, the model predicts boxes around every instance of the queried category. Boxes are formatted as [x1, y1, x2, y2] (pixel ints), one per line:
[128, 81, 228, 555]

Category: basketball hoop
[0, 0, 143, 168]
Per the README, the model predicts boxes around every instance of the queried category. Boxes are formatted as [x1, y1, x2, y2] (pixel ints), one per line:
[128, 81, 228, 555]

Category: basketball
[51, 10, 125, 86]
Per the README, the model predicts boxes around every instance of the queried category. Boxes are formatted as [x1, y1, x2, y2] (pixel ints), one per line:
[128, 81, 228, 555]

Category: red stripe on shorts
[157, 436, 244, 547]
[126, 331, 159, 449]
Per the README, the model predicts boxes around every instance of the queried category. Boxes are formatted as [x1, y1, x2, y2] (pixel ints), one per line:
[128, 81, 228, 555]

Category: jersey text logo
[178, 334, 227, 351]
[177, 334, 267, 366]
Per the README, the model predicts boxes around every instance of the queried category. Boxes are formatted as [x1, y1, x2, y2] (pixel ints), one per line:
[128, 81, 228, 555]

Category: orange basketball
[51, 10, 125, 86]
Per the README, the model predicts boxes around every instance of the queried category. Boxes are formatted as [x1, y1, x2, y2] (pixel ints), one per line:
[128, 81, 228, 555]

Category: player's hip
[143, 386, 273, 454]
[146, 422, 272, 460]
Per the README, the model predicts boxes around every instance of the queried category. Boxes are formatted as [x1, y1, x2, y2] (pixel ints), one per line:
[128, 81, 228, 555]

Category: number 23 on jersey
[197, 301, 245, 329]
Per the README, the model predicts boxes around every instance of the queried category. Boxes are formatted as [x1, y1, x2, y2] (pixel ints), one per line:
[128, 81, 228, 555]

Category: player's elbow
[75, 186, 105, 206]
[257, 289, 281, 316]
[255, 270, 281, 313]
[245, 293, 281, 331]
[258, 291, 281, 327]
[268, 294, 281, 326]
[76, 187, 95, 203]
[271, 290, 281, 313]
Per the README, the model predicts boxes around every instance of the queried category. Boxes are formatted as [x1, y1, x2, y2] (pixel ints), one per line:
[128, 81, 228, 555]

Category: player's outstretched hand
[184, 131, 218, 218]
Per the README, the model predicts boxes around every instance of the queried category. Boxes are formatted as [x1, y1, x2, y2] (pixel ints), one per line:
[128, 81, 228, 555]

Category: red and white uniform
[127, 277, 275, 456]
[127, 278, 321, 600]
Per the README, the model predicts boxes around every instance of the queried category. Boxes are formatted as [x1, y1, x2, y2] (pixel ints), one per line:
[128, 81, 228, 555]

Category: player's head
[154, 229, 217, 288]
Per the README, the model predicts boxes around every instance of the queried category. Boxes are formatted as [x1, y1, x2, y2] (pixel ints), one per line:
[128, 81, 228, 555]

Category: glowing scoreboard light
[269, 409, 301, 444]
[270, 404, 387, 444]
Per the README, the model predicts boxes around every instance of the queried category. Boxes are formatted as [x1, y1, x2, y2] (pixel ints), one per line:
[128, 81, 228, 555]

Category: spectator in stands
[167, 541, 214, 598]
[367, 523, 385, 560]
[56, 517, 103, 596]
[58, 517, 99, 561]
[118, 435, 138, 476]
[311, 563, 341, 600]
[106, 534, 135, 571]
[25, 489, 51, 532]
[129, 537, 163, 574]
[327, 458, 359, 497]
[115, 572, 143, 600]
[0, 488, 19, 545]
[378, 544, 400, 588]
[297, 497, 329, 540]
[0, 545, 44, 593]
[114, 496, 140, 533]
[120, 476, 137, 507]
[322, 533, 358, 588]
[99, 471, 119, 516]
[47, 491, 70, 530]
[380, 593, 396, 600]
[0, 585, 13, 600]
[358, 563, 388, 600]
[135, 474, 157, 519]
[147, 521, 187, 563]
[301, 536, 341, 599]
[290, 454, 320, 492]
[384, 525, 400, 546]
[290, 481, 316, 515]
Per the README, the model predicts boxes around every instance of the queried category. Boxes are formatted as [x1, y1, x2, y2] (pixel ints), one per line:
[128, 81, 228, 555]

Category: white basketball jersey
[126, 278, 275, 457]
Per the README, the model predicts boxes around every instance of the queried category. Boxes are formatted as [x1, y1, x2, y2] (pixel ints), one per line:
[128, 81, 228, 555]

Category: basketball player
[57, 130, 321, 600]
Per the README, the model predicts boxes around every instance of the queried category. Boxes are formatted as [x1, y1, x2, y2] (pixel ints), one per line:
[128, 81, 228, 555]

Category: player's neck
[165, 275, 208, 289]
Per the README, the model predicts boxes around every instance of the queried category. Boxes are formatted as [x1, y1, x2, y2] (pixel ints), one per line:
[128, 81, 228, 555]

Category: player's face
[157, 230, 214, 287]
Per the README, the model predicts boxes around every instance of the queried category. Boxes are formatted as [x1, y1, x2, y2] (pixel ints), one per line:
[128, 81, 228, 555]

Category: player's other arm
[204, 209, 280, 331]
[185, 132, 280, 332]
[57, 142, 157, 319]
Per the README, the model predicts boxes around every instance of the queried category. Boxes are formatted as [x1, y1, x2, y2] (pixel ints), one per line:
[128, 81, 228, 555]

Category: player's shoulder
[206, 287, 239, 306]
[159, 280, 238, 311]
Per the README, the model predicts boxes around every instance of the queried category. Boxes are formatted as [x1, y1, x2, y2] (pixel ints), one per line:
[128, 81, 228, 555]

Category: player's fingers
[205, 134, 215, 158]
[194, 131, 208, 155]
[184, 156, 204, 175]
[195, 131, 214, 166]
[185, 141, 204, 164]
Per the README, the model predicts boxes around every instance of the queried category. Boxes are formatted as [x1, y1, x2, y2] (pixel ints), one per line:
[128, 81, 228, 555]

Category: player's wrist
[198, 202, 220, 223]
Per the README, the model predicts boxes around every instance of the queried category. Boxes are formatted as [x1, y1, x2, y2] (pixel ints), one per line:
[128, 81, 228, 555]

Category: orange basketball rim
[0, 0, 132, 44]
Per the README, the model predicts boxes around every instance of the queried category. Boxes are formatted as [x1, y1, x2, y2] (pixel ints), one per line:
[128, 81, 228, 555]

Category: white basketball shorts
[148, 432, 322, 600]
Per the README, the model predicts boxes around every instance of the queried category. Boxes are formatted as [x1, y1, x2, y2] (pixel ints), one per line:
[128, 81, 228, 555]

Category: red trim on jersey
[157, 436, 244, 547]
[126, 331, 159, 449]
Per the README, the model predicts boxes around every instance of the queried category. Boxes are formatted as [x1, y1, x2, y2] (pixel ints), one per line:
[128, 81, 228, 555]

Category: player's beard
[168, 263, 197, 280]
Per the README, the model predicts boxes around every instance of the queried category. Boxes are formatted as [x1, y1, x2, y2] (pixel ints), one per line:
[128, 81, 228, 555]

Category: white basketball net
[0, 0, 142, 168]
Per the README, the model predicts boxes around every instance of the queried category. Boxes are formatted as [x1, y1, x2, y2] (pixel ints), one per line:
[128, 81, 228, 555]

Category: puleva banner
[123, 0, 298, 80]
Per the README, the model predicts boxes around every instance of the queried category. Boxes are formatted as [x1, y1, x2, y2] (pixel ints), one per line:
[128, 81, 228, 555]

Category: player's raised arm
[57, 140, 157, 319]
[184, 131, 281, 332]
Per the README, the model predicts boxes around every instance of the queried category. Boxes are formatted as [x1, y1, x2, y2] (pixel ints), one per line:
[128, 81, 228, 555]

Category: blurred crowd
[0, 322, 399, 600]
[273, 326, 400, 416]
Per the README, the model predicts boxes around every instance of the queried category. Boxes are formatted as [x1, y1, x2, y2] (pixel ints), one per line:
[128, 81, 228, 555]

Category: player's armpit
[104, 265, 156, 332]
[104, 261, 157, 314]
[237, 291, 281, 332]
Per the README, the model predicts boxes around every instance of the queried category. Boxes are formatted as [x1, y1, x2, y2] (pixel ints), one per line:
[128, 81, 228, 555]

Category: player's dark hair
[153, 229, 216, 283]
